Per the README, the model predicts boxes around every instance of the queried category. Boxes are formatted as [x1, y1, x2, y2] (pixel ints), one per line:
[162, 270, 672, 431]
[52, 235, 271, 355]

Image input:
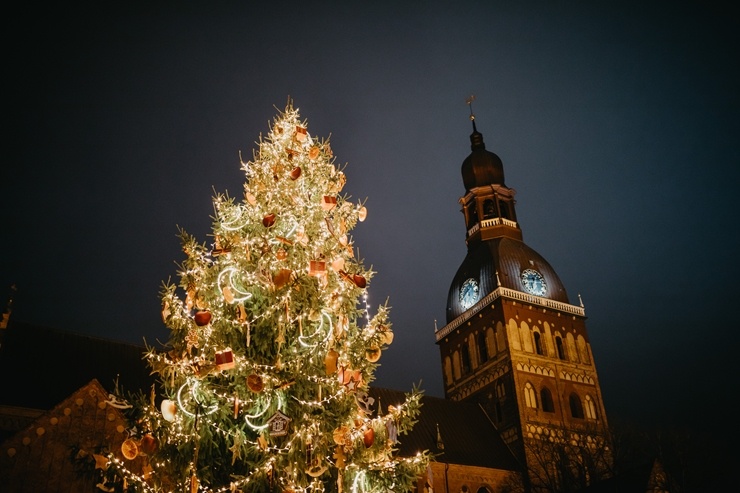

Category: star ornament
[93, 453, 110, 470]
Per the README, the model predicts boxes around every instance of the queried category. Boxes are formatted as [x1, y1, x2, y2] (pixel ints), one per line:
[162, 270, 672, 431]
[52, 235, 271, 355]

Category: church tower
[435, 108, 612, 489]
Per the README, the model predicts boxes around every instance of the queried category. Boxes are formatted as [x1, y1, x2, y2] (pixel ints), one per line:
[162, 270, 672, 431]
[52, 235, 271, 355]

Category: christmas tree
[109, 101, 430, 492]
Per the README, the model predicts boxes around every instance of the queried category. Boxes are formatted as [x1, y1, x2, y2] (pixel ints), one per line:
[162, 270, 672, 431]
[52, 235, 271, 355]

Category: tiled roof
[369, 387, 519, 471]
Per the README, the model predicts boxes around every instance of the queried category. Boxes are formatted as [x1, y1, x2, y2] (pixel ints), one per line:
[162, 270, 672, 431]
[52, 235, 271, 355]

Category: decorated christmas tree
[108, 101, 430, 492]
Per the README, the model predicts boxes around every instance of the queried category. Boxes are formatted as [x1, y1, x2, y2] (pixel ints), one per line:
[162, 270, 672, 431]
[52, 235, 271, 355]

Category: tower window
[534, 331, 543, 355]
[461, 344, 471, 375]
[585, 395, 598, 420]
[468, 203, 478, 226]
[483, 199, 496, 219]
[569, 393, 584, 419]
[524, 382, 537, 409]
[540, 387, 555, 413]
[499, 200, 510, 219]
[555, 336, 566, 360]
[478, 331, 489, 363]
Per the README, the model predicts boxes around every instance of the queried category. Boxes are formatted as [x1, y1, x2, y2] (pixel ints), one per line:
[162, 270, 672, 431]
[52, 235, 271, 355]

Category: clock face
[459, 278, 480, 309]
[521, 269, 547, 296]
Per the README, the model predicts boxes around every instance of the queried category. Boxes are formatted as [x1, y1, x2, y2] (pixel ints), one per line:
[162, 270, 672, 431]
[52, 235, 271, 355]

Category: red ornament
[263, 214, 276, 227]
[290, 166, 302, 180]
[194, 310, 212, 326]
[139, 434, 158, 455]
[353, 274, 367, 289]
[363, 427, 375, 448]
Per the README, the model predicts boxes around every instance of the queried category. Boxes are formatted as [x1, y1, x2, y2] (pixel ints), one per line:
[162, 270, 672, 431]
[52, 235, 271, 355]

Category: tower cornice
[436, 286, 585, 342]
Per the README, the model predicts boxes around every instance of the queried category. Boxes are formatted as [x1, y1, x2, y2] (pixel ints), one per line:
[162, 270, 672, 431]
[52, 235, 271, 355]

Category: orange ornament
[121, 438, 139, 460]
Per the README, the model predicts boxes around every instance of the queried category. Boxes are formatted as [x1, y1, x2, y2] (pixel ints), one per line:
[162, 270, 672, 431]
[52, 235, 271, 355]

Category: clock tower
[436, 112, 612, 488]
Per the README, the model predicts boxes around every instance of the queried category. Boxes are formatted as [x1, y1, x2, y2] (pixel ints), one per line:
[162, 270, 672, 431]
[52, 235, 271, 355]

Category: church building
[435, 111, 612, 490]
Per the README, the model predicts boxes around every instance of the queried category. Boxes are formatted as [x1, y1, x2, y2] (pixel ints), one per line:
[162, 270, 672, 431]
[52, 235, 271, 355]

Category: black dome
[446, 238, 570, 323]
[461, 127, 505, 191]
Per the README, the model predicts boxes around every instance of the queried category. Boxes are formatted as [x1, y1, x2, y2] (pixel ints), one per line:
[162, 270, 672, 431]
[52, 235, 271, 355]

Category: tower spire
[466, 94, 478, 133]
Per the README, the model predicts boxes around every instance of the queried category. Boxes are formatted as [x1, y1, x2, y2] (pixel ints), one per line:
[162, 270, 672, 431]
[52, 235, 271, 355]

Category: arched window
[499, 201, 510, 219]
[478, 331, 489, 363]
[476, 487, 493, 493]
[555, 335, 566, 360]
[494, 382, 505, 422]
[540, 387, 555, 413]
[534, 331, 543, 355]
[452, 350, 461, 380]
[585, 395, 598, 420]
[482, 199, 496, 219]
[524, 382, 537, 409]
[569, 393, 584, 419]
[443, 356, 453, 386]
[461, 344, 471, 375]
[468, 203, 478, 225]
[577, 335, 591, 365]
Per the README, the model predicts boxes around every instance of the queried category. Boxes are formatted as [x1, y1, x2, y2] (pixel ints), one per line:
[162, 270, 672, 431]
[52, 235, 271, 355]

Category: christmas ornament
[309, 260, 326, 277]
[93, 453, 110, 470]
[294, 125, 307, 142]
[222, 285, 235, 303]
[215, 348, 235, 371]
[194, 310, 212, 326]
[161, 301, 170, 323]
[331, 257, 345, 272]
[306, 459, 327, 478]
[309, 146, 320, 160]
[363, 427, 374, 448]
[289, 166, 302, 180]
[247, 374, 264, 392]
[276, 248, 287, 260]
[355, 391, 375, 415]
[121, 438, 139, 460]
[139, 434, 158, 455]
[365, 345, 381, 363]
[377, 325, 394, 345]
[324, 349, 338, 374]
[161, 399, 177, 422]
[267, 411, 291, 437]
[321, 196, 337, 211]
[357, 206, 367, 222]
[263, 213, 276, 227]
[353, 274, 367, 289]
[273, 268, 292, 288]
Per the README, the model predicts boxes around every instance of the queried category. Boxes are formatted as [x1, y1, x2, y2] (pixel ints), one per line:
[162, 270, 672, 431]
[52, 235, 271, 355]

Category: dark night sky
[3, 0, 739, 445]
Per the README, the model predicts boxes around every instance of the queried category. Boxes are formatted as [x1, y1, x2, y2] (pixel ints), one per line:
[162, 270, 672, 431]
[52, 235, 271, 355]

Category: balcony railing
[467, 217, 518, 237]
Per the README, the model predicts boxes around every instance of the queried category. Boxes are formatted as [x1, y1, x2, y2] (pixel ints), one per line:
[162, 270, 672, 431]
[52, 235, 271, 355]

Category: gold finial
[466, 94, 476, 121]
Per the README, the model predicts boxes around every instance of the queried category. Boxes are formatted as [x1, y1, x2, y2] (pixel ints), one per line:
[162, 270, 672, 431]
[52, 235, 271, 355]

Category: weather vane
[466, 94, 476, 121]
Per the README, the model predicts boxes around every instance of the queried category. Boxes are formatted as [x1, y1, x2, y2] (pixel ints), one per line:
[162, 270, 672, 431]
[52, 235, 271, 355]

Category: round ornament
[289, 166, 302, 180]
[353, 274, 367, 289]
[358, 206, 367, 222]
[263, 213, 276, 228]
[365, 346, 381, 362]
[247, 374, 264, 392]
[139, 434, 158, 455]
[161, 399, 177, 421]
[194, 310, 212, 326]
[121, 438, 139, 460]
